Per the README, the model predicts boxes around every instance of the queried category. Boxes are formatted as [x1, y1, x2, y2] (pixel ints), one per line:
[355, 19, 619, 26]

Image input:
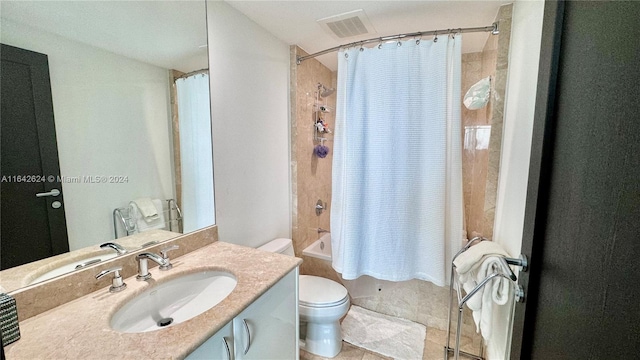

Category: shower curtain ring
[433, 31, 438, 43]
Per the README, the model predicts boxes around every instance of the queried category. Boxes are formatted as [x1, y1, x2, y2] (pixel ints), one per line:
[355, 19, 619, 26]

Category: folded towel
[130, 199, 166, 232]
[132, 198, 159, 223]
[453, 240, 509, 275]
[461, 256, 512, 341]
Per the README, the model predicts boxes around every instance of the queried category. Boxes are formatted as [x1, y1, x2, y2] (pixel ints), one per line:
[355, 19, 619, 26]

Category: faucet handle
[100, 242, 127, 255]
[95, 266, 127, 293]
[160, 245, 179, 259]
[159, 245, 179, 271]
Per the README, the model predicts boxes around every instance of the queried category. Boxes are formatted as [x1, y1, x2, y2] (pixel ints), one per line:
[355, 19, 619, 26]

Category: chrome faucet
[100, 242, 127, 255]
[95, 266, 127, 293]
[159, 245, 179, 270]
[136, 252, 169, 281]
[317, 228, 330, 234]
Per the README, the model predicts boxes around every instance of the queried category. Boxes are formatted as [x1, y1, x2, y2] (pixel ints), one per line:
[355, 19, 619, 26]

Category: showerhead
[317, 83, 335, 97]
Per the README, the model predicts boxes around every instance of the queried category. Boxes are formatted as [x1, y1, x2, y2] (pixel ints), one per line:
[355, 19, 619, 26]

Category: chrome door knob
[36, 188, 60, 197]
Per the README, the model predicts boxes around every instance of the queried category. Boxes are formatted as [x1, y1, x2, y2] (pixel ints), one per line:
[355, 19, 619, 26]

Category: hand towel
[132, 197, 159, 223]
[130, 199, 166, 232]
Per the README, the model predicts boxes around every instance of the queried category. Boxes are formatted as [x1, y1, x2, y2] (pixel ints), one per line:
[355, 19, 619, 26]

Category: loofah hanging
[313, 144, 329, 158]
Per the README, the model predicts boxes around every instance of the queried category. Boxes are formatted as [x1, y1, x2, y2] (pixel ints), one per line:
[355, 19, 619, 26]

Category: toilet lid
[299, 275, 348, 307]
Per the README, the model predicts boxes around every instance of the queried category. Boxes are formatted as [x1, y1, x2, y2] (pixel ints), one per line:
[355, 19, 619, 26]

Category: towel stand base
[444, 347, 483, 360]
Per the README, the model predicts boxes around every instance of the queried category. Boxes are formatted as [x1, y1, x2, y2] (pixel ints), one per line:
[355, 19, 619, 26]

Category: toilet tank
[257, 238, 294, 256]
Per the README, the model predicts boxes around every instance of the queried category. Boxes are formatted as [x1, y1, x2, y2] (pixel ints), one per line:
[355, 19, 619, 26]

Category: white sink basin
[110, 270, 237, 333]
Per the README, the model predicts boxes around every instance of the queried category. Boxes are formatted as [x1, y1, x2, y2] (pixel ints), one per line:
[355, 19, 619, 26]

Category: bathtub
[302, 233, 332, 261]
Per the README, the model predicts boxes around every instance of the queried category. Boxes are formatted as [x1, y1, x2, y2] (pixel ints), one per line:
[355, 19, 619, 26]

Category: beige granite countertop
[6, 241, 302, 360]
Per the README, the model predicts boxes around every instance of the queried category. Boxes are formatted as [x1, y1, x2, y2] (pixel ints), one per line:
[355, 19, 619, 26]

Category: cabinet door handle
[242, 319, 252, 355]
[222, 337, 231, 360]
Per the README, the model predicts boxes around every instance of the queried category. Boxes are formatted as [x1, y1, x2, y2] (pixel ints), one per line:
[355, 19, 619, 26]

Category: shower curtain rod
[173, 68, 208, 81]
[296, 22, 499, 64]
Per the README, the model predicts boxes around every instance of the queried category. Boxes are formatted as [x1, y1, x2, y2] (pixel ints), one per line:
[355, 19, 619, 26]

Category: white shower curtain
[331, 35, 463, 286]
[176, 73, 215, 233]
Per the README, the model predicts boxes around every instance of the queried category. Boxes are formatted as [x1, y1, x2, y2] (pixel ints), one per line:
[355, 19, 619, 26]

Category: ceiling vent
[317, 9, 376, 40]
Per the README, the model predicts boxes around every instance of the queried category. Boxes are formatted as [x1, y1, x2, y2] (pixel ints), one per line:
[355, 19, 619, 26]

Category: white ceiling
[226, 1, 511, 70]
[0, 1, 510, 72]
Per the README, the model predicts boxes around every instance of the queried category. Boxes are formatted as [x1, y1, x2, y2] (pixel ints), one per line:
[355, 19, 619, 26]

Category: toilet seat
[299, 275, 349, 308]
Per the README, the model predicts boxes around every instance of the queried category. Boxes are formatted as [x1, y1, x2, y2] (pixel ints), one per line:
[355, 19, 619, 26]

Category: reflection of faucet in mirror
[99, 242, 127, 256]
[0, 0, 216, 292]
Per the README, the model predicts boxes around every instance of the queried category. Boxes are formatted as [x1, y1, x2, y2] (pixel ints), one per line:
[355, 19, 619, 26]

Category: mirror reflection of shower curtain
[175, 73, 215, 232]
[331, 35, 463, 286]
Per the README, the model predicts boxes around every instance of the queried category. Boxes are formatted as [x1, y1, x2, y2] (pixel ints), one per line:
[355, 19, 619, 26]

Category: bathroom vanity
[187, 270, 297, 359]
[5, 241, 301, 359]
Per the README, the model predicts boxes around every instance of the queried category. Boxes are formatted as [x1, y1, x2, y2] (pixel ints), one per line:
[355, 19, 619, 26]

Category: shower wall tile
[290, 46, 336, 263]
[461, 52, 485, 126]
[483, 4, 513, 239]
[461, 3, 512, 240]
[290, 48, 300, 251]
[461, 52, 491, 238]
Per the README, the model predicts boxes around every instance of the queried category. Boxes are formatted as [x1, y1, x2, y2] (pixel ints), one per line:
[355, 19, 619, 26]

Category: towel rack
[113, 199, 183, 239]
[444, 237, 528, 360]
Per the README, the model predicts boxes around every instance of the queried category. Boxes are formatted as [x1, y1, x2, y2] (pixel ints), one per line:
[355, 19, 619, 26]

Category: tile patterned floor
[300, 325, 480, 360]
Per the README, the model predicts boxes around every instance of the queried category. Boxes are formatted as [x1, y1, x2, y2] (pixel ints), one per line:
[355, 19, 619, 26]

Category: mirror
[0, 1, 214, 292]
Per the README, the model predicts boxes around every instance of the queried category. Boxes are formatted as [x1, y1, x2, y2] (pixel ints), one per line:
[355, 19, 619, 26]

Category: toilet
[258, 238, 350, 358]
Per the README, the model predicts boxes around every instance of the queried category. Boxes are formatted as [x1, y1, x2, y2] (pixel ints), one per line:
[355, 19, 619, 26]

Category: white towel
[454, 241, 512, 342]
[453, 240, 509, 275]
[132, 198, 159, 223]
[462, 256, 512, 341]
[130, 199, 166, 232]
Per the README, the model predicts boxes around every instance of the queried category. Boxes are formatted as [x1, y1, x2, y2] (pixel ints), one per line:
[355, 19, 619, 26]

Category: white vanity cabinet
[186, 322, 234, 360]
[186, 268, 299, 360]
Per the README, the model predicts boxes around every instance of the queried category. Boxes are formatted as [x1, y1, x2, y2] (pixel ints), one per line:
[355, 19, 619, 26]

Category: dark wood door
[512, 2, 640, 358]
[1, 44, 69, 270]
